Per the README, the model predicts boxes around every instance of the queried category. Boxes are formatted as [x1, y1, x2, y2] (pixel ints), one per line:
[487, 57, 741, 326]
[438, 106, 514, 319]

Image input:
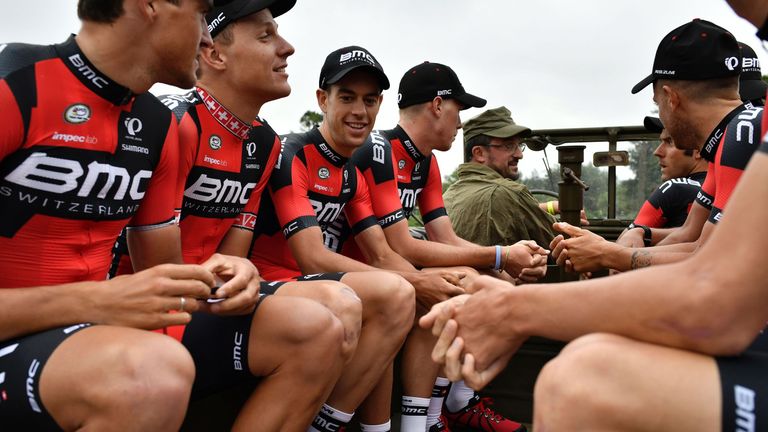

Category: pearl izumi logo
[318, 167, 330, 179]
[209, 135, 222, 150]
[64, 104, 91, 124]
[124, 118, 143, 136]
[725, 56, 740, 71]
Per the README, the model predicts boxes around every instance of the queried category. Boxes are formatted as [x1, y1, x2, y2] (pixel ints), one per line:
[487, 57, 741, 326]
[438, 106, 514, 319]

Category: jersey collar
[392, 125, 426, 162]
[55, 35, 134, 106]
[195, 86, 252, 140]
[700, 101, 754, 162]
[309, 128, 347, 167]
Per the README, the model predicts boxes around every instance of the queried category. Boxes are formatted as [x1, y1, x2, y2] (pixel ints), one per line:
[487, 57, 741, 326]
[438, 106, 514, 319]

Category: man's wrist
[602, 242, 630, 270]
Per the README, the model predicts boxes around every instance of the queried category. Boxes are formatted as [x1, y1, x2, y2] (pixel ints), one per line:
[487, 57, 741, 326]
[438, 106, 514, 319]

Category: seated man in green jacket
[443, 107, 557, 249]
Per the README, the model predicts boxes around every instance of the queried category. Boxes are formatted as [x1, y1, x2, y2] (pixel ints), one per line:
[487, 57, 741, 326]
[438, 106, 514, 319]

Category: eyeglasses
[483, 142, 526, 152]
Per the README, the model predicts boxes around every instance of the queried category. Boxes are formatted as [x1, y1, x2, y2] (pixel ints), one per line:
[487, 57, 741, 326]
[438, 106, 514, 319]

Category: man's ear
[199, 43, 226, 72]
[471, 145, 487, 162]
[662, 84, 681, 112]
[429, 96, 443, 117]
[136, 0, 158, 21]
[316, 88, 329, 114]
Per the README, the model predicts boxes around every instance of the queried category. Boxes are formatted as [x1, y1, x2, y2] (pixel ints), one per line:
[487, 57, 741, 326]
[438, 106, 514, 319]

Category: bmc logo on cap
[208, 12, 226, 33]
[340, 50, 375, 65]
[724, 56, 739, 71]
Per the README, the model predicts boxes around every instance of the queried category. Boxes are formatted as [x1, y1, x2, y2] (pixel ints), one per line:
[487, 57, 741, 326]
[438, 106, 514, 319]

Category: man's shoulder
[0, 42, 56, 80]
[157, 90, 201, 122]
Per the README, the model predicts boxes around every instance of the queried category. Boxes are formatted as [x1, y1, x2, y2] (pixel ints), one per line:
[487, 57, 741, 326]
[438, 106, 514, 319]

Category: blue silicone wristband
[494, 245, 502, 271]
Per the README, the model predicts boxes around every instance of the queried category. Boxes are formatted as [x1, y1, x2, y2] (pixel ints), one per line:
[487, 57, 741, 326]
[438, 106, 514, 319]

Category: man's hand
[420, 276, 526, 388]
[199, 254, 262, 316]
[615, 227, 646, 248]
[502, 241, 549, 279]
[95, 264, 215, 330]
[551, 222, 614, 272]
[404, 271, 466, 311]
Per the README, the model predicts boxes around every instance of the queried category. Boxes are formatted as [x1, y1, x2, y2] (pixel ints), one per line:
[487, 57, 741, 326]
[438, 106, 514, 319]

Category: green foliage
[300, 110, 323, 131]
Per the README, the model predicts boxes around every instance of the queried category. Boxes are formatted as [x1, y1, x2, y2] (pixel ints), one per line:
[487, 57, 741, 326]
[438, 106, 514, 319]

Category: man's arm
[0, 264, 215, 340]
[656, 196, 711, 246]
[424, 149, 768, 388]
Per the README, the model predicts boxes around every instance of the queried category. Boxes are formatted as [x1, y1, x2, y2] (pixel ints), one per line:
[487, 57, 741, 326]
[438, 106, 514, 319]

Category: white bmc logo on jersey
[64, 104, 91, 124]
[67, 54, 109, 89]
[5, 152, 152, 200]
[185, 174, 256, 205]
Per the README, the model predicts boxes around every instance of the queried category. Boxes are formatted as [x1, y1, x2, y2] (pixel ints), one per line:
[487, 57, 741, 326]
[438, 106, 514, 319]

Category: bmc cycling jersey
[697, 104, 763, 224]
[0, 36, 178, 287]
[352, 126, 447, 228]
[249, 128, 377, 280]
[111, 87, 281, 274]
[632, 171, 706, 228]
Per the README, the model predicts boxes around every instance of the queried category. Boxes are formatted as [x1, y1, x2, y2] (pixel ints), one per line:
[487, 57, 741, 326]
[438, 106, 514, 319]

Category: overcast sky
[2, 0, 764, 178]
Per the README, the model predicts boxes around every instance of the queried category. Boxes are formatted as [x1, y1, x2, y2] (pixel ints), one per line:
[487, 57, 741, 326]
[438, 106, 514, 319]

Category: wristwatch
[632, 224, 653, 247]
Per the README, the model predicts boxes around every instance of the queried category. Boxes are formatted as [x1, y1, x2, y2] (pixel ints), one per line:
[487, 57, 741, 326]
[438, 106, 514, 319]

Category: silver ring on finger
[179, 296, 186, 312]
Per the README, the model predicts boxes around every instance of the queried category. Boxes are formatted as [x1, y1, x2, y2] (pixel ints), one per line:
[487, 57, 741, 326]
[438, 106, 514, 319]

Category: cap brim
[739, 78, 768, 102]
[324, 65, 390, 90]
[643, 116, 664, 133]
[454, 92, 487, 109]
[631, 74, 655, 94]
[484, 124, 532, 139]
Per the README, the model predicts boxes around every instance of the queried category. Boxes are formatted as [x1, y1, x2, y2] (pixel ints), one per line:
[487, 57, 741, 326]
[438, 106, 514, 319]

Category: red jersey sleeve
[345, 167, 378, 234]
[270, 149, 319, 239]
[175, 112, 199, 219]
[354, 140, 406, 227]
[632, 199, 665, 228]
[0, 80, 25, 160]
[418, 157, 448, 223]
[127, 113, 179, 229]
[710, 108, 764, 224]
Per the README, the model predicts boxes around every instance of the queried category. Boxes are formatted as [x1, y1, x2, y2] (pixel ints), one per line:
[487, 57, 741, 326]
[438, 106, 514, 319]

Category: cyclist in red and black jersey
[552, 39, 765, 273]
[0, 0, 218, 430]
[628, 117, 708, 236]
[250, 46, 419, 432]
[617, 42, 765, 250]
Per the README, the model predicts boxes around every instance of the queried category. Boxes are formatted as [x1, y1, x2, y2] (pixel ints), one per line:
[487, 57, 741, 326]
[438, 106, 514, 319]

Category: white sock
[307, 404, 354, 432]
[445, 380, 476, 412]
[360, 420, 391, 431]
[400, 395, 430, 432]
[427, 377, 450, 427]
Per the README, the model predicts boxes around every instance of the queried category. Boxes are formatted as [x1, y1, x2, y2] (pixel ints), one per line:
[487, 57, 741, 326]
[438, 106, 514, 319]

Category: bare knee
[280, 299, 347, 373]
[534, 333, 630, 430]
[363, 272, 415, 326]
[48, 329, 195, 431]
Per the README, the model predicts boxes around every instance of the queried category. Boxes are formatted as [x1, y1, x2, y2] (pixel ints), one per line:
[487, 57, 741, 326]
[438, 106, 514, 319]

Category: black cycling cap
[318, 46, 390, 91]
[397, 62, 486, 110]
[206, 0, 295, 38]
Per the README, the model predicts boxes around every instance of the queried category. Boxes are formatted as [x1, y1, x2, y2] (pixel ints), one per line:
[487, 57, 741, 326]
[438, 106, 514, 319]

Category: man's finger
[553, 222, 582, 237]
[444, 335, 464, 382]
[431, 319, 459, 364]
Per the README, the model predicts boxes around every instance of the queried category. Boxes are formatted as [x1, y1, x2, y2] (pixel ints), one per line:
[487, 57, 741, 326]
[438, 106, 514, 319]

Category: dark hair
[464, 134, 492, 162]
[78, 0, 180, 23]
